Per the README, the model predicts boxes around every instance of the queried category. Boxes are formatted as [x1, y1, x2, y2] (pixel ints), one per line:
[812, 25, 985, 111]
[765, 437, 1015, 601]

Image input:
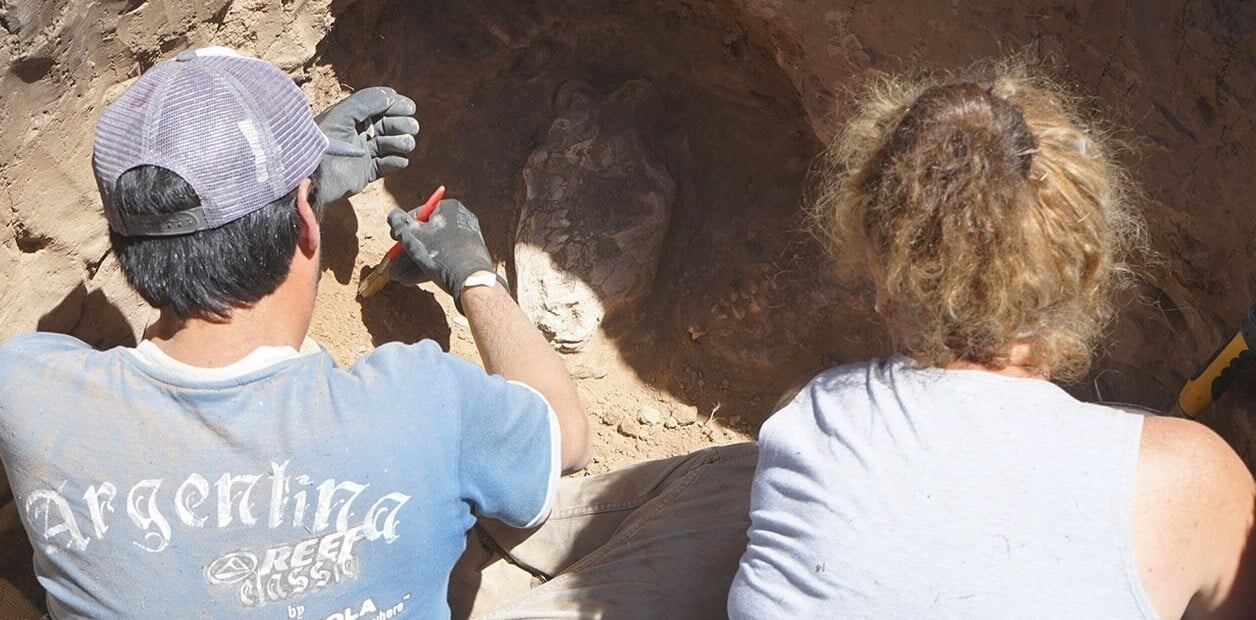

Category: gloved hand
[387, 199, 496, 308]
[314, 86, 419, 205]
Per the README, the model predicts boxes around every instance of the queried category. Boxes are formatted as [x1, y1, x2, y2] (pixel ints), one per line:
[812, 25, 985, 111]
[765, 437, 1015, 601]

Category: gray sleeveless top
[729, 356, 1158, 619]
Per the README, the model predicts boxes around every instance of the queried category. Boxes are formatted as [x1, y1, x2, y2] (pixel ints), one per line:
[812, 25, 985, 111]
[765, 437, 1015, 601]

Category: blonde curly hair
[813, 60, 1147, 381]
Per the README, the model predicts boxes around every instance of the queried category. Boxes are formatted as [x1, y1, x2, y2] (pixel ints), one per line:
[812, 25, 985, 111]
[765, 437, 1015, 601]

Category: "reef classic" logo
[205, 524, 370, 607]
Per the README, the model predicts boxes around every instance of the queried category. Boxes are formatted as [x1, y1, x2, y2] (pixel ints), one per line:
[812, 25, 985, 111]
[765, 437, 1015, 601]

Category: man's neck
[144, 295, 311, 368]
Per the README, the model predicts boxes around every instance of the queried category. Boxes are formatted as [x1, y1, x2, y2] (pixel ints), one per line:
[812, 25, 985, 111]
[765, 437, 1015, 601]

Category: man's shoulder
[0, 331, 94, 369]
[348, 339, 485, 389]
[353, 339, 451, 374]
[0, 333, 99, 414]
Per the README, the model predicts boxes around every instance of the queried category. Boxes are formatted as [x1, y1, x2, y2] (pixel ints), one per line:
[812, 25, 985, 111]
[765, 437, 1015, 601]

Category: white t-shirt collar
[126, 338, 321, 382]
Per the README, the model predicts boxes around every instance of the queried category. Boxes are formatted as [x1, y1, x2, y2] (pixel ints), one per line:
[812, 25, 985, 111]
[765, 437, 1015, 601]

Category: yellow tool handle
[1176, 306, 1256, 416]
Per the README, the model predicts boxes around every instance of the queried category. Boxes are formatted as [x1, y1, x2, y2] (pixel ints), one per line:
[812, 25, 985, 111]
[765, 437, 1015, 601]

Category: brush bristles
[356, 255, 394, 298]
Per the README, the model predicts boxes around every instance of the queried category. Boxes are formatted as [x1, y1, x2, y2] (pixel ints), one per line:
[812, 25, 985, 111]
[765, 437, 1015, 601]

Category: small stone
[674, 404, 700, 426]
[664, 416, 678, 429]
[597, 409, 623, 426]
[570, 359, 609, 380]
[618, 420, 649, 439]
[638, 405, 664, 425]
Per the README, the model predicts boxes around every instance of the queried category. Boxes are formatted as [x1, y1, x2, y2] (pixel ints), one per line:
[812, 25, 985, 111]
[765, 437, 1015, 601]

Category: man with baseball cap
[0, 47, 589, 618]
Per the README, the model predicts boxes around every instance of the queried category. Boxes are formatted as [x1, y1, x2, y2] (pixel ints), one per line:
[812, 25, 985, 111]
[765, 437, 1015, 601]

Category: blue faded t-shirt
[0, 333, 559, 619]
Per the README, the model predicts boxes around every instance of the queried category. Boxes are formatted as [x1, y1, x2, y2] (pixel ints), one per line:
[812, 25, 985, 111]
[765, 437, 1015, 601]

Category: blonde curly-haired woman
[729, 64, 1255, 619]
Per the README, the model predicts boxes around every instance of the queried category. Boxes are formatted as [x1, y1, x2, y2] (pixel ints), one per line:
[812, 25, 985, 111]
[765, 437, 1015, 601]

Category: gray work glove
[315, 86, 419, 205]
[387, 199, 496, 310]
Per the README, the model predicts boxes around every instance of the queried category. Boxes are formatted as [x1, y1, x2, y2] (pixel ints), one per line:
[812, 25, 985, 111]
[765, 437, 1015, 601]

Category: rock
[570, 358, 609, 380]
[664, 416, 678, 429]
[638, 405, 664, 425]
[515, 79, 676, 352]
[673, 403, 700, 426]
[596, 408, 623, 426]
[618, 419, 649, 439]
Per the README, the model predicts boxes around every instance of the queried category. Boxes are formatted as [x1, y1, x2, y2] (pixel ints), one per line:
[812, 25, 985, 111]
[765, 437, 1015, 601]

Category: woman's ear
[295, 178, 320, 257]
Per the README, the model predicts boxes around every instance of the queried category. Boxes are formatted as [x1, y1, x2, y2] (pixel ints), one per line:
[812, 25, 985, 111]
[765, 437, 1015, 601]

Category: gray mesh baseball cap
[93, 47, 329, 237]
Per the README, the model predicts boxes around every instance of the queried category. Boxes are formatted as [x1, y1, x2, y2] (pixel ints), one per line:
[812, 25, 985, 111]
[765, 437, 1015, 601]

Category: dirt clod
[674, 404, 701, 427]
[618, 420, 650, 439]
[639, 405, 665, 426]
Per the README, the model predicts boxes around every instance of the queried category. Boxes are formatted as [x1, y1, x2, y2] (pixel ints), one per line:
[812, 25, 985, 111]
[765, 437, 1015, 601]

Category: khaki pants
[449, 442, 758, 619]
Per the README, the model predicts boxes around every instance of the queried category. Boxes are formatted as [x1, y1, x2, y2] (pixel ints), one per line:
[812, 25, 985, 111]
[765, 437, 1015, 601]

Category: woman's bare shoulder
[1133, 415, 1255, 620]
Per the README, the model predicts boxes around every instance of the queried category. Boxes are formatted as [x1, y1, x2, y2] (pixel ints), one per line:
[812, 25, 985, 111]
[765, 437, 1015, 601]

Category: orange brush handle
[385, 185, 446, 260]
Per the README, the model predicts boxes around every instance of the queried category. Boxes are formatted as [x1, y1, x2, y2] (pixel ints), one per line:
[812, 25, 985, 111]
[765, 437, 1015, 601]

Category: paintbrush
[357, 185, 446, 298]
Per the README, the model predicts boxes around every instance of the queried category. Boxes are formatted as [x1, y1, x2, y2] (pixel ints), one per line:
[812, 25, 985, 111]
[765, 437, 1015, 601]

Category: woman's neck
[942, 342, 1051, 379]
[943, 359, 1050, 380]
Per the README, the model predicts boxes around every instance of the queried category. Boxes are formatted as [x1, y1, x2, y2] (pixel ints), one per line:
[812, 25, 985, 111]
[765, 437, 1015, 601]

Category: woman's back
[735, 61, 1256, 619]
[729, 357, 1157, 618]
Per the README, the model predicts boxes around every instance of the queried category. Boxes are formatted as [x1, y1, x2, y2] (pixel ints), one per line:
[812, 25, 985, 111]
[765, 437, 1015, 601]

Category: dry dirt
[2, 0, 1256, 611]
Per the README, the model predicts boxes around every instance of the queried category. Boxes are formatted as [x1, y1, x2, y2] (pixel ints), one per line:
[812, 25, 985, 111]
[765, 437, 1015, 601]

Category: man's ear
[295, 178, 320, 257]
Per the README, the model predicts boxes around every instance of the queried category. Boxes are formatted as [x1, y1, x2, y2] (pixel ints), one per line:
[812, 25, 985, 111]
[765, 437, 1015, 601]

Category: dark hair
[109, 165, 321, 319]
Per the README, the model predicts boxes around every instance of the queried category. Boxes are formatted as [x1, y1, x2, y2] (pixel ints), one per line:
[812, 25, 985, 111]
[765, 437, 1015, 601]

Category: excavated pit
[0, 0, 1250, 474]
[308, 0, 874, 447]
[0, 0, 1253, 471]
